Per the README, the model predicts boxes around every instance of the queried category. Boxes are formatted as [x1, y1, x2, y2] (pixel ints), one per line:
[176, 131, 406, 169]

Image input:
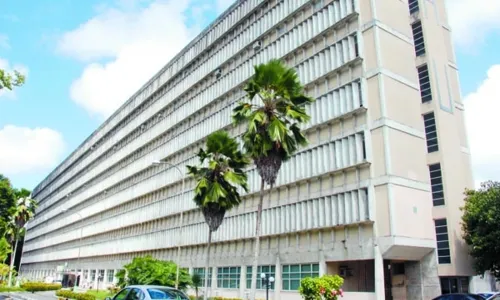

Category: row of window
[196, 264, 319, 291]
[434, 219, 451, 264]
[32, 0, 270, 198]
[33, 0, 323, 206]
[33, 1, 359, 228]
[24, 187, 370, 262]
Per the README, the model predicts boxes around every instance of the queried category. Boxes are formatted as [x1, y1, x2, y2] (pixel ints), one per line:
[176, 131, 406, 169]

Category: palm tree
[191, 273, 202, 299]
[187, 131, 249, 300]
[7, 196, 37, 286]
[232, 59, 314, 300]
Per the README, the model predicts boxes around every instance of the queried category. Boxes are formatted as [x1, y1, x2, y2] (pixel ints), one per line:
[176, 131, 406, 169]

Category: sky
[0, 0, 499, 191]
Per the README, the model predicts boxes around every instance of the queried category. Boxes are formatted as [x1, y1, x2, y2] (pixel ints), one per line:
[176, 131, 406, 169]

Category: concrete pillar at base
[210, 267, 218, 298]
[239, 265, 246, 299]
[405, 251, 441, 300]
[374, 245, 386, 300]
[274, 256, 282, 300]
[319, 251, 326, 277]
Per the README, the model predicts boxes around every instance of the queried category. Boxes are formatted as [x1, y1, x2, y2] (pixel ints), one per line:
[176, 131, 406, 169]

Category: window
[115, 288, 130, 300]
[107, 270, 115, 283]
[126, 288, 145, 300]
[90, 270, 96, 281]
[409, 0, 419, 14]
[440, 277, 469, 294]
[193, 268, 212, 287]
[412, 21, 425, 56]
[282, 264, 319, 291]
[418, 64, 432, 103]
[98, 269, 105, 281]
[423, 112, 439, 153]
[147, 288, 189, 300]
[429, 163, 445, 206]
[217, 267, 241, 289]
[246, 265, 276, 289]
[277, 24, 286, 36]
[434, 219, 451, 264]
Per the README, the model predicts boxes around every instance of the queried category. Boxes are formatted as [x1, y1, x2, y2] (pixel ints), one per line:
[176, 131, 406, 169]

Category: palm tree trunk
[203, 230, 213, 300]
[8, 238, 18, 287]
[250, 178, 266, 300]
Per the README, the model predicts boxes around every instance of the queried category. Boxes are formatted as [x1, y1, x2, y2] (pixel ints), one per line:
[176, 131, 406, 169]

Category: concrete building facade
[21, 0, 486, 299]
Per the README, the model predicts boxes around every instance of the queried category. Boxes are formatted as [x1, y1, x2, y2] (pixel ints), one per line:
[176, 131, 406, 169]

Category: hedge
[56, 290, 96, 300]
[21, 282, 62, 292]
[0, 286, 25, 292]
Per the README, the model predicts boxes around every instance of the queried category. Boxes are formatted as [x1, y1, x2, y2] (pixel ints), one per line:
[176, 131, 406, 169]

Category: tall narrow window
[434, 219, 451, 264]
[418, 64, 432, 103]
[423, 112, 439, 152]
[429, 163, 445, 206]
[409, 0, 420, 14]
[412, 21, 425, 56]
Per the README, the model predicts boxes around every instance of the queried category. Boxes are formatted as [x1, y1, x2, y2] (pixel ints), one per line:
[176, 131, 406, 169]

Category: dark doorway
[383, 260, 392, 300]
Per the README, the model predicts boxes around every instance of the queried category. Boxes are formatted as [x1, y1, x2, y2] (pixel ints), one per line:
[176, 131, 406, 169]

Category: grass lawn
[85, 289, 114, 300]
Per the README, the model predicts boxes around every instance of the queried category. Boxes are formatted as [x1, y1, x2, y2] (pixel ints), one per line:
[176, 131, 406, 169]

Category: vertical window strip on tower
[429, 163, 445, 206]
[409, 0, 419, 14]
[418, 64, 432, 103]
[412, 21, 425, 56]
[423, 112, 439, 153]
[434, 219, 451, 264]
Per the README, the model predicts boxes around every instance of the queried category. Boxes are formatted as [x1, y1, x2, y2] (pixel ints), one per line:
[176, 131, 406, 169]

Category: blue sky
[0, 0, 499, 190]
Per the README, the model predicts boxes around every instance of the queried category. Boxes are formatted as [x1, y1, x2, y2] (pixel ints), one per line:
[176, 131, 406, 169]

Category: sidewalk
[0, 291, 57, 300]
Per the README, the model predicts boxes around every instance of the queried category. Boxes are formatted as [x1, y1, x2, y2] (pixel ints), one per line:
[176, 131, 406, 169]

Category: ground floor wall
[19, 225, 458, 300]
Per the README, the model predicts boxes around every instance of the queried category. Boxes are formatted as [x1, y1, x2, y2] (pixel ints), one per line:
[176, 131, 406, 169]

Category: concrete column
[374, 245, 386, 300]
[319, 250, 327, 276]
[94, 269, 99, 290]
[104, 269, 108, 286]
[274, 256, 282, 300]
[405, 251, 441, 300]
[210, 267, 217, 298]
[239, 265, 246, 299]
[113, 269, 119, 284]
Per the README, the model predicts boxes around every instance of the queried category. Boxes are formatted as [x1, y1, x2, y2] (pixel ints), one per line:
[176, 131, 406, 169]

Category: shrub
[56, 290, 96, 300]
[21, 282, 62, 293]
[0, 286, 25, 292]
[107, 285, 120, 294]
[299, 275, 344, 300]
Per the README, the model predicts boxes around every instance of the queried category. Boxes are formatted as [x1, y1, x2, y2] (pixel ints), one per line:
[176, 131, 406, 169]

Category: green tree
[191, 273, 202, 299]
[0, 175, 16, 236]
[115, 256, 191, 290]
[0, 69, 25, 90]
[7, 195, 37, 286]
[232, 59, 314, 299]
[187, 131, 249, 300]
[0, 237, 11, 263]
[462, 181, 500, 279]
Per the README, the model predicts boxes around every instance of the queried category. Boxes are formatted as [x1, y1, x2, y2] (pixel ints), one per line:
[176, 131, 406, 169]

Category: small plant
[299, 275, 344, 300]
[191, 273, 201, 299]
[107, 285, 120, 294]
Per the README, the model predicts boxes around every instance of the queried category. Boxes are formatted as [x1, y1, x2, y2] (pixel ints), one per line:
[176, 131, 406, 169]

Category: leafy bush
[299, 275, 344, 300]
[0, 286, 25, 292]
[115, 255, 191, 290]
[21, 282, 62, 292]
[107, 285, 120, 294]
[56, 290, 96, 300]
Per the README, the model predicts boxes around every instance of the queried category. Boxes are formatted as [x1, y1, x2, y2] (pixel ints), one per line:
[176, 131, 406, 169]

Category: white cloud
[0, 125, 66, 175]
[58, 0, 200, 118]
[446, 0, 500, 47]
[464, 65, 500, 187]
[0, 58, 28, 99]
[216, 0, 234, 13]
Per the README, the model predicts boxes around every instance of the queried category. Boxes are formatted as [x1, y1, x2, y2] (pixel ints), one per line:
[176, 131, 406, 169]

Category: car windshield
[146, 288, 189, 300]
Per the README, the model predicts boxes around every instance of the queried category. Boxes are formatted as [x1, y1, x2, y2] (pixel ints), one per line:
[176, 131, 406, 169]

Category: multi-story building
[20, 0, 488, 299]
